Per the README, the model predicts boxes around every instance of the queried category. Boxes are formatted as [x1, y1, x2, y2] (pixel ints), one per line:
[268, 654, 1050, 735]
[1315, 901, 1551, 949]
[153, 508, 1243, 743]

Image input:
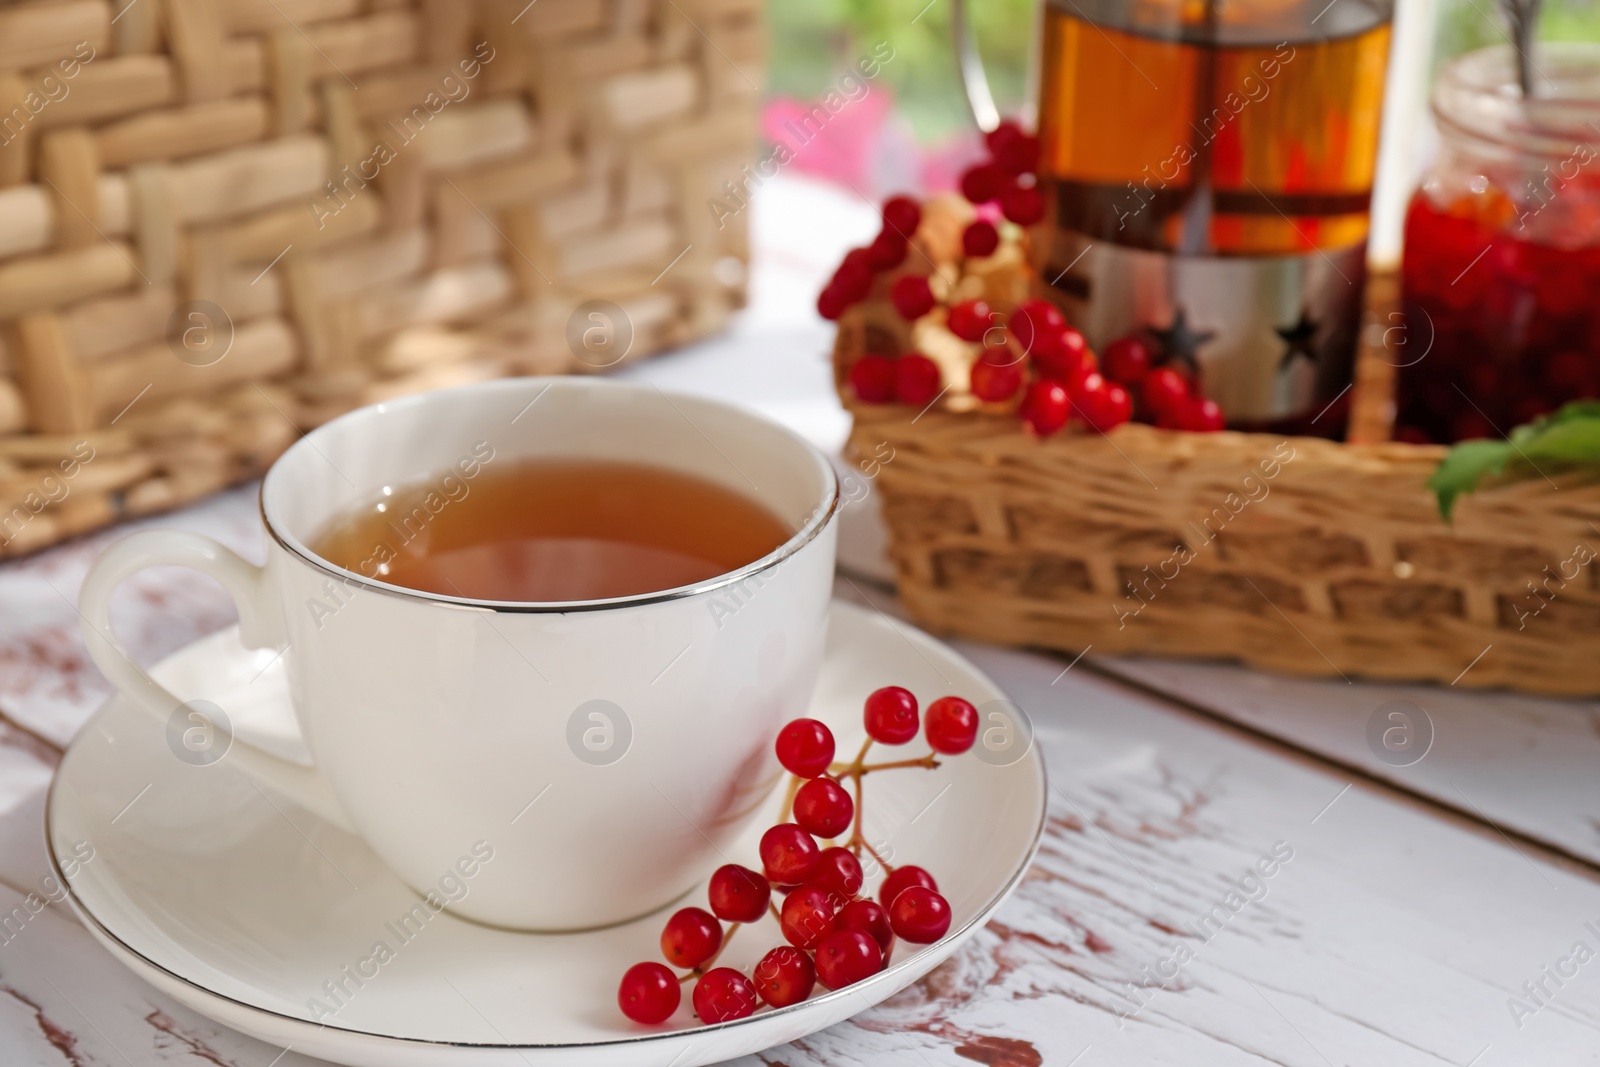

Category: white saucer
[48, 601, 1046, 1067]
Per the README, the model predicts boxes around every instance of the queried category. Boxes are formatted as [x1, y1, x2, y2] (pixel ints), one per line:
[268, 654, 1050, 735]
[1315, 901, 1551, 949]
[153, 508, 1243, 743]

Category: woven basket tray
[0, 0, 758, 557]
[835, 279, 1600, 697]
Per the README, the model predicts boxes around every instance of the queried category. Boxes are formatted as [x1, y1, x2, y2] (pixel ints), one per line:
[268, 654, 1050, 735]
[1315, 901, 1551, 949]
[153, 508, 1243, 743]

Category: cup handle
[79, 530, 357, 833]
[951, 0, 1001, 132]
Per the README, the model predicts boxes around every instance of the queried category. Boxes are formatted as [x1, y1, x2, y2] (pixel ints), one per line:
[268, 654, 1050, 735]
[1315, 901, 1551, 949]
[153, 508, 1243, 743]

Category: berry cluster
[821, 119, 1225, 435]
[616, 688, 979, 1026]
[1396, 187, 1600, 443]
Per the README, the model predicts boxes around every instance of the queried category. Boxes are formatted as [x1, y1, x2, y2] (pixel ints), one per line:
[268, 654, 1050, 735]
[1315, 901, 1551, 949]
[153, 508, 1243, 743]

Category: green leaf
[1548, 400, 1600, 423]
[1521, 418, 1600, 462]
[1428, 401, 1600, 520]
[1428, 439, 1514, 521]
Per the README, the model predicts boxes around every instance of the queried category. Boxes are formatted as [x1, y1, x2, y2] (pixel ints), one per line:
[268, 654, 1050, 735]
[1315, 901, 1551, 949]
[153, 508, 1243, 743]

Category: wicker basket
[835, 279, 1600, 697]
[0, 0, 759, 557]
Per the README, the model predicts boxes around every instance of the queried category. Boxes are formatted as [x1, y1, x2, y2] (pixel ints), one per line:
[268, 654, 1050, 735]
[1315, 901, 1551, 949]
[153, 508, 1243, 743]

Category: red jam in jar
[1397, 44, 1600, 443]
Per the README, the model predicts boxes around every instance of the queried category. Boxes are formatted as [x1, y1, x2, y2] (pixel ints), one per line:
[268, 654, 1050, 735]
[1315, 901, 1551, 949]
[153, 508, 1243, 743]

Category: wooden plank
[438, 151, 577, 210]
[355, 261, 511, 336]
[88, 317, 299, 418]
[599, 64, 700, 130]
[309, 228, 427, 300]
[567, 33, 651, 78]
[420, 0, 475, 63]
[0, 74, 32, 187]
[0, 244, 137, 319]
[127, 164, 178, 285]
[0, 379, 23, 435]
[111, 0, 162, 55]
[36, 129, 99, 249]
[1097, 655, 1600, 868]
[227, 0, 363, 33]
[222, 188, 379, 261]
[11, 313, 91, 433]
[559, 217, 674, 279]
[264, 27, 312, 136]
[304, 11, 418, 81]
[166, 135, 327, 225]
[512, 0, 606, 37]
[218, 38, 266, 96]
[63, 284, 177, 363]
[31, 55, 178, 129]
[165, 0, 228, 103]
[640, 108, 754, 165]
[408, 99, 532, 171]
[96, 99, 270, 168]
[0, 184, 51, 259]
[0, 2, 108, 73]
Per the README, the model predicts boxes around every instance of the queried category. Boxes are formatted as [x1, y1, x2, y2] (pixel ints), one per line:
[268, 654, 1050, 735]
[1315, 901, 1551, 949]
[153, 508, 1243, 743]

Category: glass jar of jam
[1397, 44, 1600, 443]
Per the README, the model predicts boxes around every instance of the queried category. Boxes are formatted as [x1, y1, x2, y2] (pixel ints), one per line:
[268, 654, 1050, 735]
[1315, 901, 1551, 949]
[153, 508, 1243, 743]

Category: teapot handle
[951, 0, 1001, 132]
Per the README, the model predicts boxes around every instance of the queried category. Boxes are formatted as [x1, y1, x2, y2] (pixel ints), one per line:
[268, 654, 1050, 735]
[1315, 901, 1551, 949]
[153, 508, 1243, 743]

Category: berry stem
[676, 921, 741, 982]
[847, 767, 867, 859]
[857, 754, 940, 775]
[778, 773, 802, 823]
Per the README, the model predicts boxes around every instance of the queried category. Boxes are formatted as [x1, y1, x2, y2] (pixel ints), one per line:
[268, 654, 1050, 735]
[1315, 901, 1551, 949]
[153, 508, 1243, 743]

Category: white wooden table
[2, 176, 1598, 1066]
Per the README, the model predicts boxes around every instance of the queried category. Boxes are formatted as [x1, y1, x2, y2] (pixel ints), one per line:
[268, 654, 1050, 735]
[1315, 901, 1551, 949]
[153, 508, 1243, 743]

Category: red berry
[780, 884, 841, 949]
[1103, 383, 1135, 426]
[1000, 183, 1045, 225]
[809, 847, 864, 898]
[879, 865, 938, 908]
[793, 778, 854, 839]
[618, 961, 680, 1024]
[661, 906, 722, 969]
[863, 686, 919, 745]
[753, 946, 815, 1008]
[816, 285, 847, 321]
[1033, 327, 1093, 384]
[1008, 299, 1065, 353]
[692, 967, 757, 1023]
[841, 247, 873, 273]
[775, 718, 835, 778]
[867, 229, 908, 271]
[831, 262, 872, 305]
[889, 886, 952, 943]
[970, 349, 1023, 402]
[836, 898, 894, 954]
[882, 195, 921, 237]
[760, 823, 820, 885]
[1142, 367, 1190, 419]
[1067, 371, 1106, 416]
[962, 220, 1000, 257]
[985, 119, 1024, 157]
[814, 929, 883, 989]
[889, 274, 936, 320]
[960, 162, 1007, 204]
[848, 355, 895, 404]
[994, 134, 1039, 176]
[1020, 379, 1071, 436]
[986, 120, 1039, 174]
[708, 864, 771, 924]
[1101, 334, 1154, 385]
[1075, 378, 1133, 433]
[924, 696, 978, 754]
[894, 353, 943, 407]
[1180, 395, 1225, 432]
[947, 299, 992, 343]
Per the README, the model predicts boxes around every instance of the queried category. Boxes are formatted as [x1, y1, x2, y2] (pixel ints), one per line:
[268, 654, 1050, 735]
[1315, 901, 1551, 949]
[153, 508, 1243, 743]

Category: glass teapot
[952, 0, 1395, 430]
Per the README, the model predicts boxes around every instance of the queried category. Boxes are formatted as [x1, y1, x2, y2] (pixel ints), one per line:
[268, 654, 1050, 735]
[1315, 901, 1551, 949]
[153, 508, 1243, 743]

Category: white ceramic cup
[79, 378, 839, 930]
